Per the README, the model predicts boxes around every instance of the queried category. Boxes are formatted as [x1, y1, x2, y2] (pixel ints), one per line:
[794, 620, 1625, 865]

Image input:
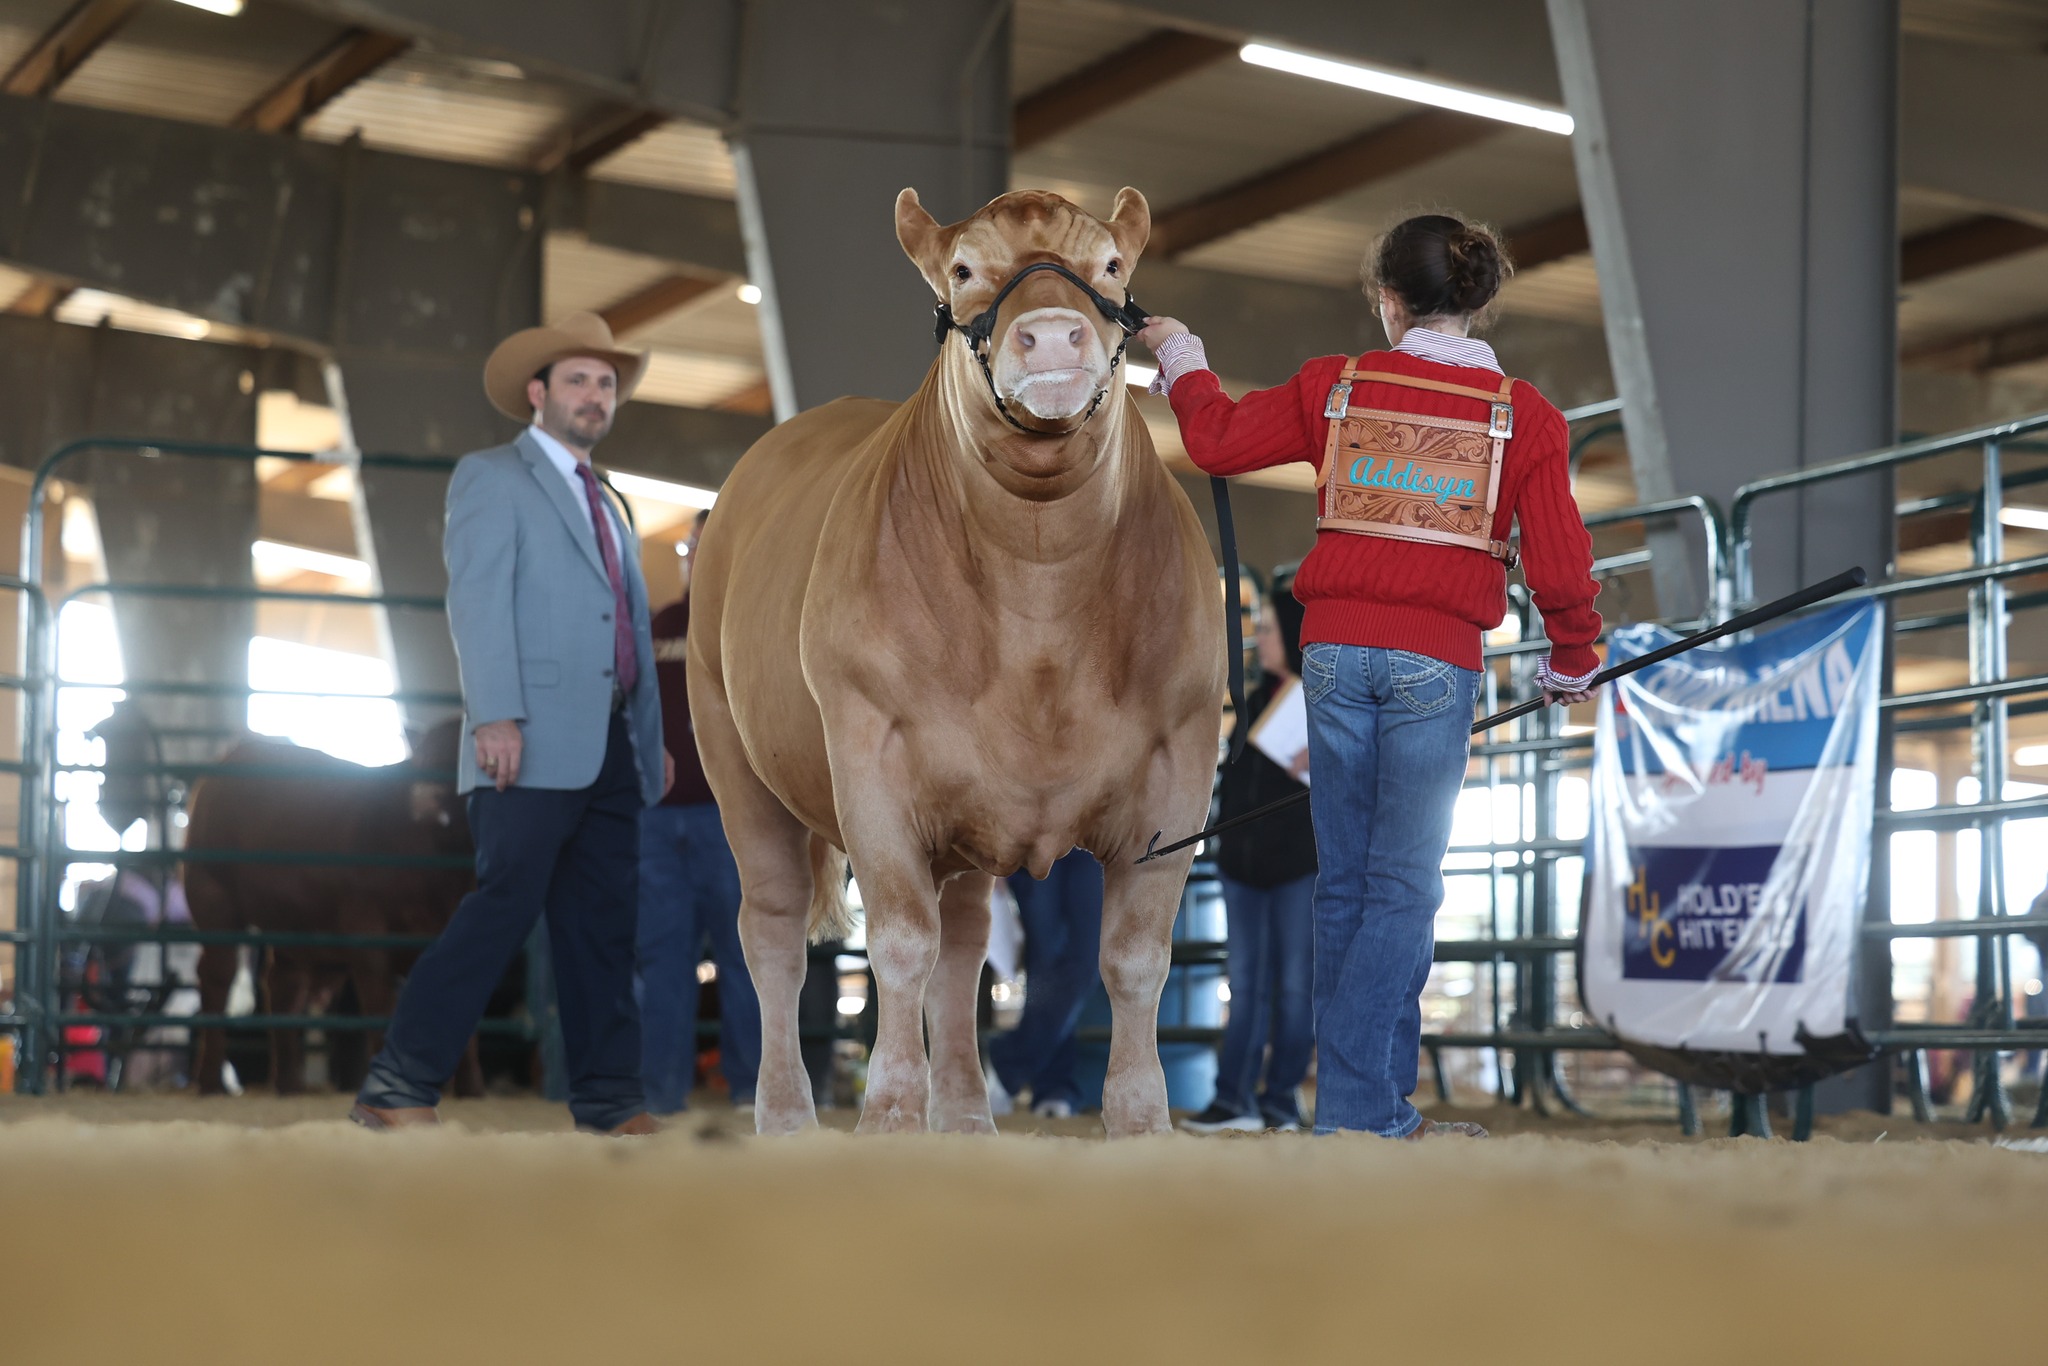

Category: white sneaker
[1031, 1098, 1075, 1119]
[985, 1065, 1015, 1116]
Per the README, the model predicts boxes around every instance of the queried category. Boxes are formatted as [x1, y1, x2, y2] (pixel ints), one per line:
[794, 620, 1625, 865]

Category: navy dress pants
[360, 713, 647, 1131]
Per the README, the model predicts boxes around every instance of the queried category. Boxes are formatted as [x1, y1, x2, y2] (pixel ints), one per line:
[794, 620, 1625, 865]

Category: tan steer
[688, 187, 1223, 1136]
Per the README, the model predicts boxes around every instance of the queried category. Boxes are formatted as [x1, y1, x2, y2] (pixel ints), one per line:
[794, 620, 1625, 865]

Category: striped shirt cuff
[1148, 333, 1209, 396]
[1535, 656, 1600, 693]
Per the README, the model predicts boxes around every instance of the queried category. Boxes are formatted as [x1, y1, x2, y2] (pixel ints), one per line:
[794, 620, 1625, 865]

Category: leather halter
[932, 261, 1149, 435]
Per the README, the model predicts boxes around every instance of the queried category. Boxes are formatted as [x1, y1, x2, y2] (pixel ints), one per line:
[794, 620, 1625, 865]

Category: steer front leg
[849, 846, 944, 1134]
[1097, 850, 1194, 1137]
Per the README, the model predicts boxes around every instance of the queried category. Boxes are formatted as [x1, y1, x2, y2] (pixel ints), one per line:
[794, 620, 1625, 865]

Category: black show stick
[1135, 565, 1868, 864]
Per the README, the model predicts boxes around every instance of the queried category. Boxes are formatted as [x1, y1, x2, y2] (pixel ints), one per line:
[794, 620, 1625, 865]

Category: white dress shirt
[528, 424, 626, 540]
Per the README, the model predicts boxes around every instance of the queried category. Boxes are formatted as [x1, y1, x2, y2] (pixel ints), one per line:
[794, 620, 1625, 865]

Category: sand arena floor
[2, 1093, 2042, 1364]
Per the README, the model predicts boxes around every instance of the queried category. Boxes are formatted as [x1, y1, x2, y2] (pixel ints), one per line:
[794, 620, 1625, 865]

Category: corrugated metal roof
[1013, 0, 1157, 95]
[588, 119, 737, 198]
[1902, 0, 2048, 48]
[1900, 245, 2048, 345]
[634, 349, 762, 409]
[632, 285, 764, 361]
[300, 47, 597, 168]
[59, 2, 345, 127]
[544, 234, 682, 318]
[0, 264, 36, 309]
[1017, 56, 1424, 213]
[0, 0, 76, 80]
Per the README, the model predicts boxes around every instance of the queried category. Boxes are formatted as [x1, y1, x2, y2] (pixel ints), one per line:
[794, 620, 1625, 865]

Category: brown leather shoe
[581, 1112, 662, 1137]
[348, 1101, 441, 1131]
[1400, 1118, 1490, 1141]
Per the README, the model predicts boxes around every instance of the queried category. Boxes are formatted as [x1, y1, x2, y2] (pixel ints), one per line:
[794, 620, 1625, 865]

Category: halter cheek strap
[933, 261, 1149, 435]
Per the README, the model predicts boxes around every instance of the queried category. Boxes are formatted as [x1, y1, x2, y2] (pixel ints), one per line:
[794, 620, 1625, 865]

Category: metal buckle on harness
[1324, 380, 1353, 420]
[1490, 401, 1514, 441]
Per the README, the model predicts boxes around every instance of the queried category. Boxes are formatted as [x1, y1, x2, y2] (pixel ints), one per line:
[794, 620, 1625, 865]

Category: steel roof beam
[1901, 214, 2048, 284]
[595, 271, 727, 336]
[1, 0, 142, 98]
[532, 104, 668, 176]
[1149, 109, 1499, 259]
[232, 28, 412, 135]
[1013, 29, 1234, 151]
[1905, 314, 2048, 373]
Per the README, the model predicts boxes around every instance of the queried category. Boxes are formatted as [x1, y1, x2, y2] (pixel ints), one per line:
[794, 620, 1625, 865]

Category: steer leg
[926, 871, 997, 1135]
[835, 796, 943, 1134]
[1096, 742, 1215, 1138]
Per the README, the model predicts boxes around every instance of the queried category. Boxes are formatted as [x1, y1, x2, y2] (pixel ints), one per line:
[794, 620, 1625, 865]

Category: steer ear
[1107, 186, 1151, 267]
[896, 188, 952, 297]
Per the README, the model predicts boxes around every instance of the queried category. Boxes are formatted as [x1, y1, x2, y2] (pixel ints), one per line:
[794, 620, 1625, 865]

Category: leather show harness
[932, 260, 1150, 436]
[931, 259, 1252, 764]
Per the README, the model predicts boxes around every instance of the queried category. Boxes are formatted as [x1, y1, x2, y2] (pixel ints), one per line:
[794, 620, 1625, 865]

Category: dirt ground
[2, 1092, 2042, 1364]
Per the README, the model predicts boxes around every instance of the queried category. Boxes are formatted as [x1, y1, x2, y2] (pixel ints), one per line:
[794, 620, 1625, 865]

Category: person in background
[986, 849, 1102, 1119]
[638, 508, 761, 1114]
[1140, 214, 1601, 1140]
[1184, 573, 1318, 1134]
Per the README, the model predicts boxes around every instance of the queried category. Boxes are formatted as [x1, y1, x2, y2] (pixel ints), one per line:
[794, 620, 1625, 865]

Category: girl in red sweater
[1138, 214, 1602, 1140]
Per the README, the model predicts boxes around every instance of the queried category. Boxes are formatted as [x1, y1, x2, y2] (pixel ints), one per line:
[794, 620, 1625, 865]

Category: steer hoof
[855, 1098, 929, 1134]
[930, 1105, 999, 1136]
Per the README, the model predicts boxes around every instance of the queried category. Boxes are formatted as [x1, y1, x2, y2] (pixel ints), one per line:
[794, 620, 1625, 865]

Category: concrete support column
[1548, 0, 1898, 616]
[0, 318, 262, 753]
[729, 0, 1012, 417]
[1550, 0, 1899, 1110]
[327, 148, 547, 725]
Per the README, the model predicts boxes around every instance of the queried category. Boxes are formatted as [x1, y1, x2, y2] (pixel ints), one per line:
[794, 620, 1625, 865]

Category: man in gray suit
[353, 311, 672, 1135]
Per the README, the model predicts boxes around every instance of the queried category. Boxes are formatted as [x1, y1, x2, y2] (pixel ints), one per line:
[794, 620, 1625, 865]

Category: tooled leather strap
[1320, 361, 1519, 563]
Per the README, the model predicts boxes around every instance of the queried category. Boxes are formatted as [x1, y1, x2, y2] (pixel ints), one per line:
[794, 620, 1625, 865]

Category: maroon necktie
[572, 463, 638, 696]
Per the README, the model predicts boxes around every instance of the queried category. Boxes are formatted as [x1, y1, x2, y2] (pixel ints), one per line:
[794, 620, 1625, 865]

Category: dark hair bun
[1367, 213, 1511, 321]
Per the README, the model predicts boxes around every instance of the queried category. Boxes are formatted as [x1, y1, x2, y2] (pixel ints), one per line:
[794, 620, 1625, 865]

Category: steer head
[898, 186, 1150, 477]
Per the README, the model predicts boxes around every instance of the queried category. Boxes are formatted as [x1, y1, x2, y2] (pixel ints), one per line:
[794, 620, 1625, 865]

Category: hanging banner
[1582, 601, 1884, 1090]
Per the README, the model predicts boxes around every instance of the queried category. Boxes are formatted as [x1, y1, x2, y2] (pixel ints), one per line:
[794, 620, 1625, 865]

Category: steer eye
[952, 262, 972, 282]
[1106, 259, 1121, 276]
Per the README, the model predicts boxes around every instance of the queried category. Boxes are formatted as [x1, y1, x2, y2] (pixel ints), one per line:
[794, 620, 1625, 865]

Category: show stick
[1135, 566, 1868, 864]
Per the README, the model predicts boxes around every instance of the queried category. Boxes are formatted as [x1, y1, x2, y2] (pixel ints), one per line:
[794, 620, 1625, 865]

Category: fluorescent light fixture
[2017, 743, 2048, 768]
[737, 283, 763, 305]
[1125, 361, 1158, 389]
[2001, 505, 2048, 532]
[169, 0, 244, 13]
[251, 539, 370, 582]
[608, 471, 718, 509]
[836, 995, 866, 1016]
[1240, 42, 1575, 136]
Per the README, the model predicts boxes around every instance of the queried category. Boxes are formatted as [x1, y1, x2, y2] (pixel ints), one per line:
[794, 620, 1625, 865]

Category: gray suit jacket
[444, 430, 664, 806]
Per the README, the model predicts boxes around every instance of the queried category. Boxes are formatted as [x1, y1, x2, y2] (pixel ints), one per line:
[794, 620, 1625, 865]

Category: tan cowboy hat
[483, 311, 648, 422]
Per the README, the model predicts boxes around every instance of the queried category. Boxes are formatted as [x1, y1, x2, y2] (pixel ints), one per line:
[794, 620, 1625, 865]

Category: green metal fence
[4, 419, 2047, 1131]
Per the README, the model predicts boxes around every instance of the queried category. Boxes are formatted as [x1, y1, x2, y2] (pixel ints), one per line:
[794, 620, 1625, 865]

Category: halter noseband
[932, 261, 1149, 436]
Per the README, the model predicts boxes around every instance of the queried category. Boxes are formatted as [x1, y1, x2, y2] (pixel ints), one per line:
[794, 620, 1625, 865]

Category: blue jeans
[989, 850, 1102, 1109]
[1301, 643, 1478, 1137]
[635, 802, 760, 1112]
[1214, 873, 1317, 1124]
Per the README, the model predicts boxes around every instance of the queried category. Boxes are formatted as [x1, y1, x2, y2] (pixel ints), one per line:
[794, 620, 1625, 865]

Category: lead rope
[1214, 476, 1247, 766]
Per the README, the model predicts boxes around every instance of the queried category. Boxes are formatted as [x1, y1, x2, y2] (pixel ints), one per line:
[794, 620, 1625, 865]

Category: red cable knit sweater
[1170, 349, 1603, 678]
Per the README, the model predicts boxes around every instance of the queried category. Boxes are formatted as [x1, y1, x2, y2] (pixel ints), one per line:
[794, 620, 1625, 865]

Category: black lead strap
[1135, 566, 1869, 864]
[1214, 477, 1248, 765]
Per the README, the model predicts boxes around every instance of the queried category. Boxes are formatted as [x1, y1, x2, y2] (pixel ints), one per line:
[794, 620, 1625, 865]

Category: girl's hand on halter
[1135, 316, 1189, 352]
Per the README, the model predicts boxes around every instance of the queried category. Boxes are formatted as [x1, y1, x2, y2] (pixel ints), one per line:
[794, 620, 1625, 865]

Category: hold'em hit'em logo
[1621, 846, 1805, 983]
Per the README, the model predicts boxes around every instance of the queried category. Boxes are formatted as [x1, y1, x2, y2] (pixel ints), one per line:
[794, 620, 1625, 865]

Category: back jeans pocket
[1387, 650, 1458, 717]
[1302, 643, 1340, 703]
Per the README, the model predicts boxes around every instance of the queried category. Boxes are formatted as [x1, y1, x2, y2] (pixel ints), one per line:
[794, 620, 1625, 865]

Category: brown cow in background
[183, 720, 483, 1096]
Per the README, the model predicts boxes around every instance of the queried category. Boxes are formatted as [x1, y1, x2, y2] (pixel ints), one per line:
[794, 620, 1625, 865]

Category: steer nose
[1008, 309, 1093, 370]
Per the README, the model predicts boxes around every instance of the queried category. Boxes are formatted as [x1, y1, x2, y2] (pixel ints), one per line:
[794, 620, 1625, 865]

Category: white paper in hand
[1248, 677, 1309, 786]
